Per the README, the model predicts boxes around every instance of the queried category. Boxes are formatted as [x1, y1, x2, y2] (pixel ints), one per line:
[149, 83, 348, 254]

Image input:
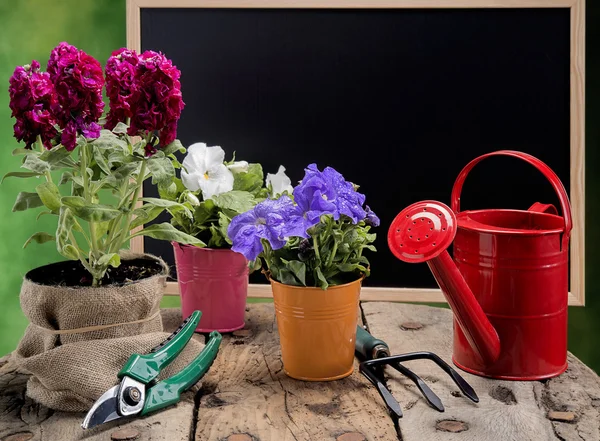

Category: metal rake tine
[359, 362, 403, 419]
[390, 361, 444, 412]
[391, 352, 479, 403]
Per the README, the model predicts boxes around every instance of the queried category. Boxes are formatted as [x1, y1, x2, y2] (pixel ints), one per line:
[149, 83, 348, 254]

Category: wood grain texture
[194, 303, 398, 441]
[1, 304, 600, 440]
[361, 302, 600, 441]
[0, 361, 196, 441]
[569, 0, 586, 306]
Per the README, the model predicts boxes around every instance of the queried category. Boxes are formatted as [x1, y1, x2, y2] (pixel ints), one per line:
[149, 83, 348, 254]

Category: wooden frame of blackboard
[126, 0, 586, 306]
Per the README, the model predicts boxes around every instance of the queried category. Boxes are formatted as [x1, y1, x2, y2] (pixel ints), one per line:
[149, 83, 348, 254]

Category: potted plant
[158, 143, 290, 332]
[228, 163, 380, 381]
[5, 43, 203, 412]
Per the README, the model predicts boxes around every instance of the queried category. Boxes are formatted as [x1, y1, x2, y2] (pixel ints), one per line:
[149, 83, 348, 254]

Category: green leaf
[218, 211, 232, 244]
[158, 178, 185, 201]
[139, 197, 192, 219]
[92, 146, 111, 175]
[36, 182, 62, 213]
[97, 253, 121, 268]
[208, 225, 226, 248]
[22, 155, 50, 173]
[211, 191, 256, 214]
[12, 192, 43, 212]
[36, 210, 53, 220]
[233, 163, 264, 195]
[315, 267, 329, 290]
[336, 263, 367, 273]
[112, 162, 140, 181]
[193, 199, 216, 225]
[129, 223, 206, 246]
[111, 122, 129, 134]
[61, 244, 80, 260]
[61, 196, 122, 222]
[12, 148, 31, 156]
[130, 205, 165, 230]
[59, 171, 73, 185]
[2, 171, 42, 183]
[279, 269, 302, 286]
[92, 129, 128, 151]
[161, 139, 186, 156]
[23, 232, 55, 248]
[287, 260, 307, 286]
[39, 145, 72, 165]
[147, 156, 175, 186]
[56, 206, 75, 255]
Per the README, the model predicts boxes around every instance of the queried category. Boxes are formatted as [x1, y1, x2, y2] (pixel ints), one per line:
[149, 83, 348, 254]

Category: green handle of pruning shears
[355, 325, 390, 360]
[118, 311, 202, 384]
[141, 330, 222, 416]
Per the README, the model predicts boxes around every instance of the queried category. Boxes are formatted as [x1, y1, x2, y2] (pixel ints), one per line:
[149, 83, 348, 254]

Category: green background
[1, 0, 599, 373]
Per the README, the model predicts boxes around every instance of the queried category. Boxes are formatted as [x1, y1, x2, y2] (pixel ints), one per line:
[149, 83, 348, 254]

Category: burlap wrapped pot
[10, 253, 205, 412]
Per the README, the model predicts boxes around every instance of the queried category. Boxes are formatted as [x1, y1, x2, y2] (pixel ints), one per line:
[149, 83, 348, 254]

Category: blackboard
[130, 2, 585, 303]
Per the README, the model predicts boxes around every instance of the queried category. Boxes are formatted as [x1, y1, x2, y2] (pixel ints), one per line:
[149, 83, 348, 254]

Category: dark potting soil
[26, 258, 165, 287]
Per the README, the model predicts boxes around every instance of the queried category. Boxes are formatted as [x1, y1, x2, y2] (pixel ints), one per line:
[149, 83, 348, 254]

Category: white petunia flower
[227, 160, 249, 173]
[266, 165, 293, 196]
[181, 143, 234, 199]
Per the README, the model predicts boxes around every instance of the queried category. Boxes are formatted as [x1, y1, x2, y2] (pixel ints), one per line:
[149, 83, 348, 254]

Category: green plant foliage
[262, 215, 376, 290]
[4, 126, 202, 286]
[161, 160, 268, 249]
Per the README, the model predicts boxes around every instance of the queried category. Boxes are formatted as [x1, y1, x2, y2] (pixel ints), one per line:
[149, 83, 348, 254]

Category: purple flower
[365, 205, 380, 227]
[8, 61, 58, 149]
[294, 164, 367, 224]
[229, 196, 310, 261]
[47, 42, 104, 148]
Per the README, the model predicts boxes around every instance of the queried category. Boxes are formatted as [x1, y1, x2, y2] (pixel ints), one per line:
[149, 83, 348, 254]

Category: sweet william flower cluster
[228, 164, 380, 289]
[6, 43, 200, 286]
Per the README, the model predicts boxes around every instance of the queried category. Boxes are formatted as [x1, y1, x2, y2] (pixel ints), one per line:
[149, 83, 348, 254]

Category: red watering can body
[388, 151, 572, 380]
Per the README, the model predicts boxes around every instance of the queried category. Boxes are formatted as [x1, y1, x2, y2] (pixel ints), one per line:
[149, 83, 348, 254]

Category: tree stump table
[1, 303, 599, 441]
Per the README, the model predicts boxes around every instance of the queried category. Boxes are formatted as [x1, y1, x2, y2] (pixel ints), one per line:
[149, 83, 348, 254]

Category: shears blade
[81, 385, 122, 429]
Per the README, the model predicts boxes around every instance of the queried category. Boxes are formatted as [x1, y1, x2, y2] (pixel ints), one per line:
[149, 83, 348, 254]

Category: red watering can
[388, 151, 572, 380]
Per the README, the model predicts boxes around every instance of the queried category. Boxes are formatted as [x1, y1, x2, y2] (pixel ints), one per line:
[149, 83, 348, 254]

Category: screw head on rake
[387, 200, 457, 264]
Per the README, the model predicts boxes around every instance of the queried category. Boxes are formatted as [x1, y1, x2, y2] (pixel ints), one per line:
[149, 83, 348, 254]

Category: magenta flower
[104, 48, 139, 130]
[47, 42, 104, 151]
[8, 60, 58, 149]
[128, 50, 185, 148]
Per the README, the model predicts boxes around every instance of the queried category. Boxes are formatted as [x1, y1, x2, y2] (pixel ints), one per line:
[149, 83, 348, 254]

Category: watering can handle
[450, 150, 572, 248]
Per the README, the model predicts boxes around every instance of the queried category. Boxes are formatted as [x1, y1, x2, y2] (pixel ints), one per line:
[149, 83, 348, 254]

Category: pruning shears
[82, 311, 222, 429]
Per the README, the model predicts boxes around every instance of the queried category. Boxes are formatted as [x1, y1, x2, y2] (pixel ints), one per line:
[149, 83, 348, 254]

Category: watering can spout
[427, 249, 501, 365]
[387, 201, 501, 365]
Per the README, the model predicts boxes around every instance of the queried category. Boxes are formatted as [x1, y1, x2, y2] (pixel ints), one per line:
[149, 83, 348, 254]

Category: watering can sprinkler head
[388, 200, 502, 366]
[387, 200, 457, 264]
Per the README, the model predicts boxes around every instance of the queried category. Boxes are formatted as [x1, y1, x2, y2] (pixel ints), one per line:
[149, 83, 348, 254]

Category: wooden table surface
[1, 302, 599, 441]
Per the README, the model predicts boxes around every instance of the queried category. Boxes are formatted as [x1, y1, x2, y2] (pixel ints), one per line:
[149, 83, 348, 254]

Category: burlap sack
[11, 253, 205, 412]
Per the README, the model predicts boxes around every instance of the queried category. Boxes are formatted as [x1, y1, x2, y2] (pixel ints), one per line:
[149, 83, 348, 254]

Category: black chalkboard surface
[140, 7, 570, 289]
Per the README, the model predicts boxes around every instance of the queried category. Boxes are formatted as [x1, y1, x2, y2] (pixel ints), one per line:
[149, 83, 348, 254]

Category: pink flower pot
[172, 242, 249, 333]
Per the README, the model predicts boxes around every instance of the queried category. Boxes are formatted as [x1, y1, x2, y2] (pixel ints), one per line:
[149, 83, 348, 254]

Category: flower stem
[112, 161, 147, 253]
[36, 135, 53, 183]
[81, 144, 99, 258]
[312, 233, 321, 263]
[327, 241, 338, 268]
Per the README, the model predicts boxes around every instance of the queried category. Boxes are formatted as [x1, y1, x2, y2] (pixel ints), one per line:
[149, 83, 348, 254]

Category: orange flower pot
[270, 276, 362, 381]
